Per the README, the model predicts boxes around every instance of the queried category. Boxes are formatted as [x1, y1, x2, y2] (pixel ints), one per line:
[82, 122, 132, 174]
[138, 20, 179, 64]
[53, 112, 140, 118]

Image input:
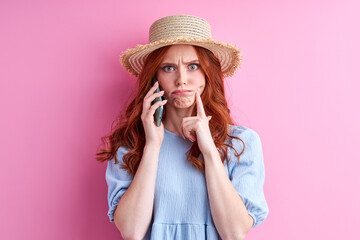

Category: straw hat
[120, 15, 242, 78]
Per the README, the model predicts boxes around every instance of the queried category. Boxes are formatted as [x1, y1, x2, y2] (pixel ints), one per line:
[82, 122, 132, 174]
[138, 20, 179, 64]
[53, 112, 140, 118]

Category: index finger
[196, 88, 206, 117]
[144, 81, 159, 99]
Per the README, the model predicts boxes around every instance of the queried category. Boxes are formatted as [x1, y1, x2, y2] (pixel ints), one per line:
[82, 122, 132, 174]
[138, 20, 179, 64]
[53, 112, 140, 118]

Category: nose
[175, 67, 188, 86]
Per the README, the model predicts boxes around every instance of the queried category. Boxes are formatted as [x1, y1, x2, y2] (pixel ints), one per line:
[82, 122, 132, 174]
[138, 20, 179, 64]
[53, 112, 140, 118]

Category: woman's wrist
[144, 143, 162, 153]
[201, 143, 220, 162]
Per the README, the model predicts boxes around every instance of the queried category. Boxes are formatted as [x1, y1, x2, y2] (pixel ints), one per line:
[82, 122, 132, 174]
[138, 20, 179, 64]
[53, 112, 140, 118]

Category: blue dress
[105, 125, 269, 239]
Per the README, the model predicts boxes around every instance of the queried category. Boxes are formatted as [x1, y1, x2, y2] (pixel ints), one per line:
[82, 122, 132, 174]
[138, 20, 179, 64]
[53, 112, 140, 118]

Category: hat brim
[120, 38, 242, 78]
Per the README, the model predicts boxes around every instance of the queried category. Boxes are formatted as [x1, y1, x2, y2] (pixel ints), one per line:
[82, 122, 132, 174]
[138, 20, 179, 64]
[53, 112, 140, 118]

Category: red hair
[96, 45, 245, 175]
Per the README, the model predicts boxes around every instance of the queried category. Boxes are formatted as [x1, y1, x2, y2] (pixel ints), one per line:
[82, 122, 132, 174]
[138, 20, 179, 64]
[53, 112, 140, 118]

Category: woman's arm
[203, 148, 253, 240]
[180, 90, 253, 239]
[114, 81, 167, 239]
[203, 147, 253, 239]
[113, 144, 160, 240]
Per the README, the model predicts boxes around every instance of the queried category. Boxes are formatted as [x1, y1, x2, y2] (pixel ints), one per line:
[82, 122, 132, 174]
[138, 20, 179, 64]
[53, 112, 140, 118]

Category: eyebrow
[160, 60, 200, 65]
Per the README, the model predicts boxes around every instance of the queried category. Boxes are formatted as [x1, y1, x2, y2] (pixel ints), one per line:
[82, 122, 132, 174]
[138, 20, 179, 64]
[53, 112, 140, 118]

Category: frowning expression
[156, 44, 206, 109]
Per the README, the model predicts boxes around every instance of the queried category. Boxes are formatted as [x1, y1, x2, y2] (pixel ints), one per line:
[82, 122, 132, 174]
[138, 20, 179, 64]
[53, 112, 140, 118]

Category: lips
[172, 90, 193, 95]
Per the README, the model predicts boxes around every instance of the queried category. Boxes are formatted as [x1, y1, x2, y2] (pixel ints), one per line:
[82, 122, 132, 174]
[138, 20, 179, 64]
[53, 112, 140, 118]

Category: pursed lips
[172, 90, 193, 95]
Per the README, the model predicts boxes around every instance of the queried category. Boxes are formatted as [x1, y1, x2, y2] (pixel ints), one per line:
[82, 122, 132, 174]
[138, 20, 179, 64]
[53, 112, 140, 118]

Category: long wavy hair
[96, 45, 245, 176]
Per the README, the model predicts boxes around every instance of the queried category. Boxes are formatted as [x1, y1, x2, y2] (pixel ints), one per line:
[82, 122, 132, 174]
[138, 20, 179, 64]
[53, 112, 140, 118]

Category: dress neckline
[164, 128, 184, 138]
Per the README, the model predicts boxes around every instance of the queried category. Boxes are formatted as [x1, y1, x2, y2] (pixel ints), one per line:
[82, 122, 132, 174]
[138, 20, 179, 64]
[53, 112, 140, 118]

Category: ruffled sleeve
[227, 126, 269, 227]
[105, 146, 133, 222]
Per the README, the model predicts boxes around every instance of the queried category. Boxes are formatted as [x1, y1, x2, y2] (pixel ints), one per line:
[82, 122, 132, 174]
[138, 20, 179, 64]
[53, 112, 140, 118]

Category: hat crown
[149, 15, 212, 43]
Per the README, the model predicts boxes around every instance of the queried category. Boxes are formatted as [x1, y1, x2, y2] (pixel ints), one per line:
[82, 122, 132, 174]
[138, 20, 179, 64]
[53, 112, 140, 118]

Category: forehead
[162, 45, 198, 61]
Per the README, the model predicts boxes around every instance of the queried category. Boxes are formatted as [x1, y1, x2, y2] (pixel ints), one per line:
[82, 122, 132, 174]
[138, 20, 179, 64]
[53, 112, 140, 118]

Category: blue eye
[163, 66, 175, 72]
[188, 64, 199, 70]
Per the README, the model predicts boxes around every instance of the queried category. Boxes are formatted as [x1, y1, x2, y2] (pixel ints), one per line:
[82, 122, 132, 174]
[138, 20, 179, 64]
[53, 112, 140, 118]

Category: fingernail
[197, 88, 200, 92]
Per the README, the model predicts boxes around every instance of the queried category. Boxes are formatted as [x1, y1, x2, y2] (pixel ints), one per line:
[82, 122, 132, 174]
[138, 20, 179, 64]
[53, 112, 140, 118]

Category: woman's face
[156, 44, 206, 110]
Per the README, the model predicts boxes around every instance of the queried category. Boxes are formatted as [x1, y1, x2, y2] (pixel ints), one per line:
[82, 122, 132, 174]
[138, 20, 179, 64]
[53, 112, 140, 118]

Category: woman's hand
[141, 81, 168, 148]
[180, 88, 216, 156]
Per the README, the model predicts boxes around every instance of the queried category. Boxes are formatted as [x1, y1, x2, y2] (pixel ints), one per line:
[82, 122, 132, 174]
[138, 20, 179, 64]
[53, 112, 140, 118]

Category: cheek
[157, 73, 173, 89]
[196, 75, 206, 89]
[157, 80, 171, 98]
[158, 82, 170, 93]
[157, 76, 167, 88]
[194, 71, 206, 83]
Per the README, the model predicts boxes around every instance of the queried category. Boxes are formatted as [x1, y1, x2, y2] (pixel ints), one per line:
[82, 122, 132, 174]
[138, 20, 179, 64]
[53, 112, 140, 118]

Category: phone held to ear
[151, 76, 164, 127]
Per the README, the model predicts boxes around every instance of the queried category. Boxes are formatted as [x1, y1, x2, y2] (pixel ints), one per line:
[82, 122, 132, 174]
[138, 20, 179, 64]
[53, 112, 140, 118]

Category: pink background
[1, 0, 359, 239]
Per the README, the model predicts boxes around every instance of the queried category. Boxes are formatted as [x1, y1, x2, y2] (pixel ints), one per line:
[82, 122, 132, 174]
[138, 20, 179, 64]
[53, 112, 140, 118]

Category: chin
[172, 97, 194, 108]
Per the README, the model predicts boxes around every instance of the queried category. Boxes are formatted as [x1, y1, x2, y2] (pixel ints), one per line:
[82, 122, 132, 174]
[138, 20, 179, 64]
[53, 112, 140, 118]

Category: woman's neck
[163, 105, 195, 135]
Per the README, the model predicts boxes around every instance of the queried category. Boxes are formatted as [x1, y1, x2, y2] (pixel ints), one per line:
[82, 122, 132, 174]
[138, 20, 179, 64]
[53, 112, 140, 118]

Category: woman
[97, 15, 269, 239]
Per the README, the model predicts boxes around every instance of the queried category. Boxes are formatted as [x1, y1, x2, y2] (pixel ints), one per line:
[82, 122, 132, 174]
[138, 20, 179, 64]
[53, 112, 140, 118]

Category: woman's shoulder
[116, 145, 131, 155]
[225, 125, 264, 168]
[227, 124, 261, 142]
[225, 124, 263, 155]
[109, 145, 131, 165]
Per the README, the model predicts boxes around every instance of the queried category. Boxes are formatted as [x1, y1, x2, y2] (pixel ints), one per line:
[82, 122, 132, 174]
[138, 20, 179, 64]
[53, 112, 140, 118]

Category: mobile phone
[151, 76, 164, 127]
